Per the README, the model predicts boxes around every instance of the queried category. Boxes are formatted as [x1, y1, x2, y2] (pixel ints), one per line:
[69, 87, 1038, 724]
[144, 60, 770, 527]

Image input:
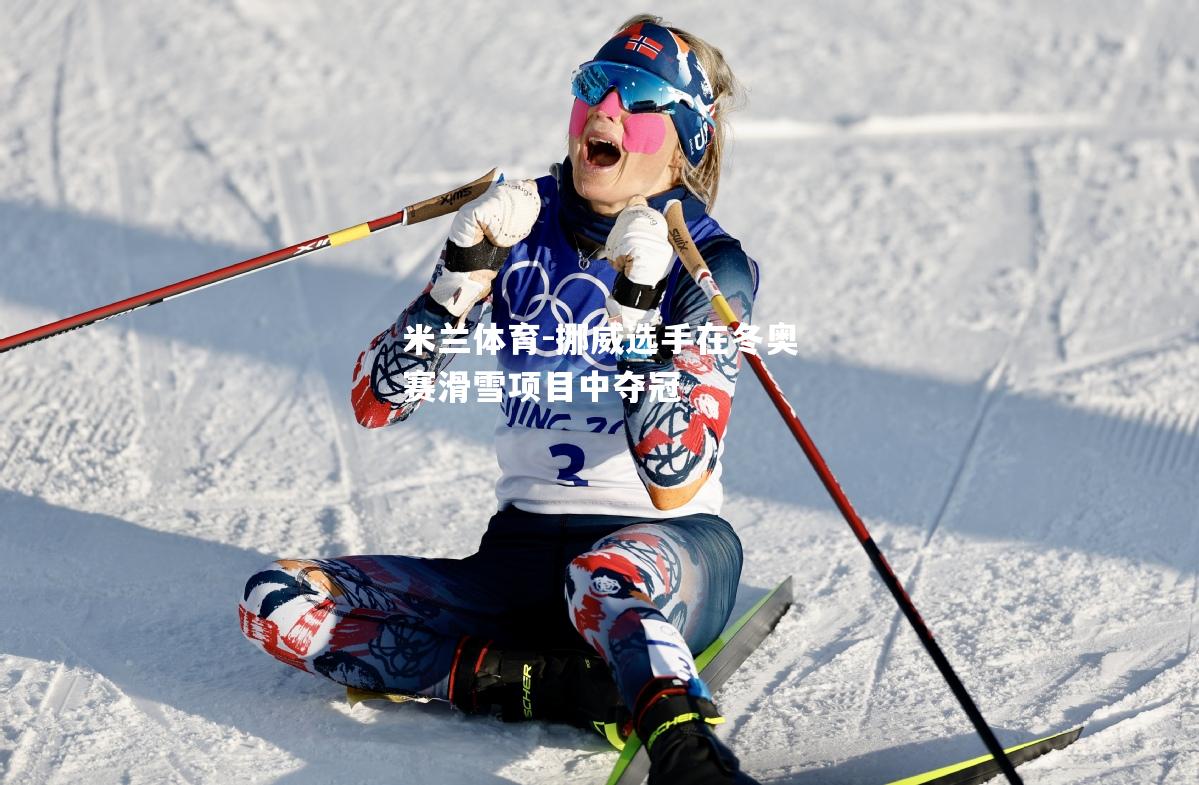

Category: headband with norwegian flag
[587, 21, 717, 163]
[593, 22, 714, 115]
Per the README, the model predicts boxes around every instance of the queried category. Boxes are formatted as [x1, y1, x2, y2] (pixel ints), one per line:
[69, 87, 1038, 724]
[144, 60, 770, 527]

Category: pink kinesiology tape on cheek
[570, 92, 666, 154]
[622, 113, 666, 155]
[569, 98, 588, 137]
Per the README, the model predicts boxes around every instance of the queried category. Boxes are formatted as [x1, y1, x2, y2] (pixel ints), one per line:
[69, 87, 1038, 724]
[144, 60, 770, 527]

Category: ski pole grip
[402, 168, 499, 225]
[663, 200, 740, 329]
[663, 200, 704, 275]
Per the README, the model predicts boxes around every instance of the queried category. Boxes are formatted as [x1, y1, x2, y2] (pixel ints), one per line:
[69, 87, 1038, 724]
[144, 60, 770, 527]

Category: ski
[883, 725, 1083, 785]
[605, 576, 795, 785]
[345, 687, 432, 707]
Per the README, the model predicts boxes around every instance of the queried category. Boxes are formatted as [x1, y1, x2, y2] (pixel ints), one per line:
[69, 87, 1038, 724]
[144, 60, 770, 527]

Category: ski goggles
[570, 61, 716, 166]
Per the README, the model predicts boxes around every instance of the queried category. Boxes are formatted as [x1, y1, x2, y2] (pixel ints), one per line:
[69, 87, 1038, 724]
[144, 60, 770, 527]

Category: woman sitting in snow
[238, 15, 760, 784]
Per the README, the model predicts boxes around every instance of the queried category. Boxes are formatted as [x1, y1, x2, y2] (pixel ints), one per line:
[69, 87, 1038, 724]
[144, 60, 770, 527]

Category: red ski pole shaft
[662, 199, 1023, 785]
[0, 169, 500, 355]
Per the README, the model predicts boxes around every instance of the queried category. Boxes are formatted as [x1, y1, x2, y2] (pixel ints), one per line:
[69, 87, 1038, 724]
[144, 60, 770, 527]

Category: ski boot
[448, 637, 629, 743]
[635, 678, 760, 785]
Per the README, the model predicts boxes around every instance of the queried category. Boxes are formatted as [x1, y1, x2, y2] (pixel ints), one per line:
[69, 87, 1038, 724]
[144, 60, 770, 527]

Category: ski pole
[662, 200, 1024, 785]
[0, 169, 500, 355]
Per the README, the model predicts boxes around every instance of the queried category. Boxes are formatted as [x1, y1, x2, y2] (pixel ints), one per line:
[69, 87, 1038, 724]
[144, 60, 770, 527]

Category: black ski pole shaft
[662, 199, 1023, 785]
[0, 169, 499, 355]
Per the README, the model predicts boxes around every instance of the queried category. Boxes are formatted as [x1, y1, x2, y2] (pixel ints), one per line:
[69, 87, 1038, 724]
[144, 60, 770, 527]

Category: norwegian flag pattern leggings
[238, 505, 742, 711]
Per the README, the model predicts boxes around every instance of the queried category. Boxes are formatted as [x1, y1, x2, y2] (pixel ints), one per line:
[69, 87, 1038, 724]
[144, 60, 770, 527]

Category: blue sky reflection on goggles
[570, 61, 715, 165]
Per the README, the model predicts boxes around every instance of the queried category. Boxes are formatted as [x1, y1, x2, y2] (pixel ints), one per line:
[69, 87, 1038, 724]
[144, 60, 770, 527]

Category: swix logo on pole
[296, 238, 331, 254]
[439, 187, 474, 206]
[669, 227, 690, 253]
[624, 35, 662, 59]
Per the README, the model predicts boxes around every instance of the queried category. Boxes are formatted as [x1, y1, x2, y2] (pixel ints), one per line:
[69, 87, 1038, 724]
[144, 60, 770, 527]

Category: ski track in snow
[267, 145, 364, 555]
[850, 0, 1185, 746]
[47, 5, 74, 208]
[2, 2, 1199, 783]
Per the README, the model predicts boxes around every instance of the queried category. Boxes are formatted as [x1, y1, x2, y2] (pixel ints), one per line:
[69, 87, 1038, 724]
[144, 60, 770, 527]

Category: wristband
[444, 240, 509, 273]
[612, 274, 668, 311]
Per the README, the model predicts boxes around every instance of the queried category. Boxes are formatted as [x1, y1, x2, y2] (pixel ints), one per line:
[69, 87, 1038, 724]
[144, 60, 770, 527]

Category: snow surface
[2, 1, 1197, 783]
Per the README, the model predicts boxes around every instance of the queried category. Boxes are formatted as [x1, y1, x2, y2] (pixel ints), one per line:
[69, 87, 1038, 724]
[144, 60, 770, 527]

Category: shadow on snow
[1, 200, 1194, 574]
[0, 201, 1194, 782]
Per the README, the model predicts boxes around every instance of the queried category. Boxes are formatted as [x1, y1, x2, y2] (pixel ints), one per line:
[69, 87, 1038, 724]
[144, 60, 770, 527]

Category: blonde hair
[615, 14, 743, 207]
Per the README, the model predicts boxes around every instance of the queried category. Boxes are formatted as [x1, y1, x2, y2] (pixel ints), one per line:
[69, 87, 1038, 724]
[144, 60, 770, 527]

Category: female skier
[238, 15, 759, 785]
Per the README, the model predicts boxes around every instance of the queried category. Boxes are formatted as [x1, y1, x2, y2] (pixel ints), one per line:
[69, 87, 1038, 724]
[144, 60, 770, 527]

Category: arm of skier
[620, 236, 756, 509]
[350, 180, 541, 428]
[350, 274, 475, 429]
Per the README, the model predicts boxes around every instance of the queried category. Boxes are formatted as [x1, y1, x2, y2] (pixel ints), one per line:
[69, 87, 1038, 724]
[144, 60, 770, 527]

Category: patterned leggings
[238, 505, 743, 711]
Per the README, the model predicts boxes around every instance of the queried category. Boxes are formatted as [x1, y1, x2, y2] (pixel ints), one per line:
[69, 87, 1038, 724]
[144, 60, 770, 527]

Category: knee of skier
[242, 558, 337, 608]
[238, 559, 341, 663]
[565, 548, 650, 640]
[568, 549, 649, 600]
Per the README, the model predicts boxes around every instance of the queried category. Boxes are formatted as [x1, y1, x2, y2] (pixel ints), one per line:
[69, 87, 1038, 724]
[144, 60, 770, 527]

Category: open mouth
[585, 137, 622, 167]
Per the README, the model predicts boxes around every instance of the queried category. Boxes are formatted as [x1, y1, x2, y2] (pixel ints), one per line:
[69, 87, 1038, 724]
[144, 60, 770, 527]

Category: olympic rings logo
[500, 258, 617, 371]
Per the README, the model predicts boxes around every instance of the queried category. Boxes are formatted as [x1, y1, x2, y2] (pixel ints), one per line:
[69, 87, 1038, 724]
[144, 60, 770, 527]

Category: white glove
[432, 179, 541, 318]
[604, 199, 674, 338]
[448, 179, 541, 248]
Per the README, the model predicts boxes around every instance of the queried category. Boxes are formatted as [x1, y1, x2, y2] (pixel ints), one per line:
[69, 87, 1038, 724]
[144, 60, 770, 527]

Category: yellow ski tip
[884, 725, 1083, 784]
[345, 686, 428, 708]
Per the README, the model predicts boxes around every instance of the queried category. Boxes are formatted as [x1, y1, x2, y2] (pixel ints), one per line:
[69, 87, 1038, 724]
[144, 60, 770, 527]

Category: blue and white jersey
[487, 169, 749, 517]
[352, 162, 758, 519]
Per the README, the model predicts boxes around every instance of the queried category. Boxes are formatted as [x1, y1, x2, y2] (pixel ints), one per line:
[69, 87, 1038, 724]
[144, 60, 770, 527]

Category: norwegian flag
[624, 34, 663, 60]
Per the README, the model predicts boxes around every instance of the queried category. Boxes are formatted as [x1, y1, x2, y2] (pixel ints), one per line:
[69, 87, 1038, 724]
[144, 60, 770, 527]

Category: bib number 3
[549, 443, 588, 487]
